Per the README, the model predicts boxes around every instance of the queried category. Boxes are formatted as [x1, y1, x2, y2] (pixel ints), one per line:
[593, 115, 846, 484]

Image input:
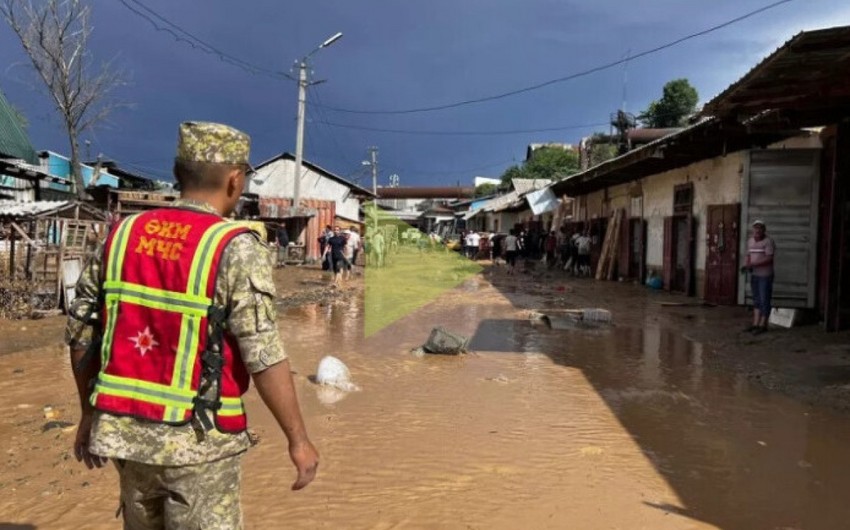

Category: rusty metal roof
[702, 25, 850, 122]
[550, 118, 800, 197]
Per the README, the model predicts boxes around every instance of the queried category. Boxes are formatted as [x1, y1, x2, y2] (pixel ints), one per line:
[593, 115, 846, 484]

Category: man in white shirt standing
[343, 227, 361, 280]
[575, 231, 593, 277]
[468, 231, 481, 260]
[743, 220, 776, 334]
[503, 229, 520, 275]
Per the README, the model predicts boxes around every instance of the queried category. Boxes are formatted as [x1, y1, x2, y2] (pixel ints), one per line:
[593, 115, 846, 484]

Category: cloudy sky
[1, 0, 848, 186]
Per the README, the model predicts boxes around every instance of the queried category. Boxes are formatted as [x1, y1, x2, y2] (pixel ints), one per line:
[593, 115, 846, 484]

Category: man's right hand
[289, 440, 319, 490]
[74, 412, 107, 470]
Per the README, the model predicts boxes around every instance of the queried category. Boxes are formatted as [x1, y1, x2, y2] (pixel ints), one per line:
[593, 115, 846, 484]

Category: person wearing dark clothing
[318, 225, 333, 271]
[544, 231, 557, 268]
[322, 226, 349, 284]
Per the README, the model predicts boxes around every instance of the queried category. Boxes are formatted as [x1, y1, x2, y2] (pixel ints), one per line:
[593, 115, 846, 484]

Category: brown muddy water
[2, 277, 850, 529]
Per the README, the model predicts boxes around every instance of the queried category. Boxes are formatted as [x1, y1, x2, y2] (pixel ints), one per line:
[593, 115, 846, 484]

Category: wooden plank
[595, 211, 616, 280]
[9, 222, 36, 246]
[607, 209, 623, 281]
[9, 223, 15, 280]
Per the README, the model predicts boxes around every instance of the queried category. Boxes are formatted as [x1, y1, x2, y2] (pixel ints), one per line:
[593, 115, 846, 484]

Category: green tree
[498, 146, 581, 186]
[474, 183, 498, 197]
[2, 0, 127, 200]
[589, 136, 618, 166]
[639, 78, 699, 128]
[523, 146, 579, 181]
[499, 164, 526, 187]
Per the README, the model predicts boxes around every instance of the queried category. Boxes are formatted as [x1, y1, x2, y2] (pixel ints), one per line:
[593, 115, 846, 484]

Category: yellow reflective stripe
[95, 373, 196, 410]
[103, 281, 211, 315]
[219, 397, 245, 416]
[100, 297, 120, 368]
[107, 214, 141, 282]
[164, 313, 194, 423]
[187, 222, 233, 297]
[104, 293, 207, 318]
[164, 315, 192, 422]
[196, 224, 251, 296]
[101, 214, 142, 368]
[172, 314, 201, 396]
[99, 373, 196, 398]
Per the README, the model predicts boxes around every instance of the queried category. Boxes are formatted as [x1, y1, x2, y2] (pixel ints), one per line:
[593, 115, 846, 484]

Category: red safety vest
[91, 207, 257, 433]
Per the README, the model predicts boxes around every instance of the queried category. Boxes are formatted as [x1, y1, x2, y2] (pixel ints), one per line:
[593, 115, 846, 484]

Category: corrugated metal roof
[702, 25, 850, 120]
[254, 152, 376, 197]
[549, 117, 799, 197]
[0, 200, 69, 217]
[511, 178, 551, 194]
[0, 91, 37, 164]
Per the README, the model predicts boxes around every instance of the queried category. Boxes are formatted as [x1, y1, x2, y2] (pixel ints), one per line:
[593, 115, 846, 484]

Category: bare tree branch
[1, 0, 128, 200]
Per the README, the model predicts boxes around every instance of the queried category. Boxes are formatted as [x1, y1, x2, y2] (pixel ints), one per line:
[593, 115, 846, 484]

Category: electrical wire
[309, 89, 361, 170]
[312, 0, 796, 115]
[313, 120, 611, 136]
[117, 0, 291, 81]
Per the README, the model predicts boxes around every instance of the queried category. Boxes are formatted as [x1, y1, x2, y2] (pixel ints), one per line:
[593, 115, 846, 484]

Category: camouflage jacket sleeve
[219, 233, 287, 373]
[65, 243, 104, 349]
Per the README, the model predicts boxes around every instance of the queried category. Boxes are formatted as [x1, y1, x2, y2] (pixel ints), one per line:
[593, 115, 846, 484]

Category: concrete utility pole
[368, 146, 378, 195]
[292, 32, 343, 213]
[293, 61, 307, 210]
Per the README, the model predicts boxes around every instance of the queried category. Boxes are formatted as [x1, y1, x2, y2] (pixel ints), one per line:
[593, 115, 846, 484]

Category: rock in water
[422, 327, 469, 355]
[315, 356, 360, 392]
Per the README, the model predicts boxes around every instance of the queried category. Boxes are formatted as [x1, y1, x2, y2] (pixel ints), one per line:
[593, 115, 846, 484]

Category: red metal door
[680, 214, 695, 296]
[705, 204, 740, 305]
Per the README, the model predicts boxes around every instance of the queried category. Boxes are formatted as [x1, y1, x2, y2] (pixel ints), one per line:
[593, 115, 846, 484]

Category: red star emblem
[129, 326, 159, 356]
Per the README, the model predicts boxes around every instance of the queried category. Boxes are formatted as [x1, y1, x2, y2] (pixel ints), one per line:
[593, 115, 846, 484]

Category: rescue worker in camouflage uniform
[66, 121, 319, 529]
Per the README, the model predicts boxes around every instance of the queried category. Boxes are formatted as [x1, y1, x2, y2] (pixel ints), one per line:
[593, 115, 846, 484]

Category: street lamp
[292, 32, 343, 213]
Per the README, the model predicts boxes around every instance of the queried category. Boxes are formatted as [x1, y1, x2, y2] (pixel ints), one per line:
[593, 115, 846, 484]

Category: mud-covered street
[3, 262, 850, 529]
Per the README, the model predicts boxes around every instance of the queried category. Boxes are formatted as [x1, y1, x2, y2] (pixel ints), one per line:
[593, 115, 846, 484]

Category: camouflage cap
[176, 121, 251, 165]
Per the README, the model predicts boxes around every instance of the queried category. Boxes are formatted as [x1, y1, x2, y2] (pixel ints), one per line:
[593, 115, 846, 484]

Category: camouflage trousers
[115, 453, 243, 530]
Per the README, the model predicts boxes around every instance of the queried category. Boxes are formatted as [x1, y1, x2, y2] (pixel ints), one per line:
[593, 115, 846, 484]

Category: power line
[118, 0, 292, 81]
[313, 0, 796, 115]
[309, 89, 360, 169]
[314, 120, 610, 136]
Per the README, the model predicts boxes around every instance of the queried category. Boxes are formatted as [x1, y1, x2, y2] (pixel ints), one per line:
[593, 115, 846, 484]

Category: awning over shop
[702, 26, 850, 125]
[549, 118, 799, 197]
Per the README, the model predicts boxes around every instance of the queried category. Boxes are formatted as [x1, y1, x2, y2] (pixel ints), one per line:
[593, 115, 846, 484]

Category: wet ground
[2, 261, 850, 528]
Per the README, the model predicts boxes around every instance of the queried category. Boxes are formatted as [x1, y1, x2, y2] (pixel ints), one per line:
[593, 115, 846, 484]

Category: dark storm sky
[1, 0, 847, 186]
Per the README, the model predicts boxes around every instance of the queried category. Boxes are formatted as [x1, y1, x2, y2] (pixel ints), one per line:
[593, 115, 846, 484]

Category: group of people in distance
[461, 227, 595, 276]
[318, 225, 362, 285]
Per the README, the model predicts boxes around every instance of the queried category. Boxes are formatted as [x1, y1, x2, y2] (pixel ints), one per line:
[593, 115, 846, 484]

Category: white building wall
[641, 152, 744, 275]
[565, 132, 822, 295]
[246, 158, 361, 220]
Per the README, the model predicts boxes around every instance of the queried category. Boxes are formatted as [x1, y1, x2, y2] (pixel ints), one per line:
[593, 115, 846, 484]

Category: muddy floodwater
[3, 275, 850, 529]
